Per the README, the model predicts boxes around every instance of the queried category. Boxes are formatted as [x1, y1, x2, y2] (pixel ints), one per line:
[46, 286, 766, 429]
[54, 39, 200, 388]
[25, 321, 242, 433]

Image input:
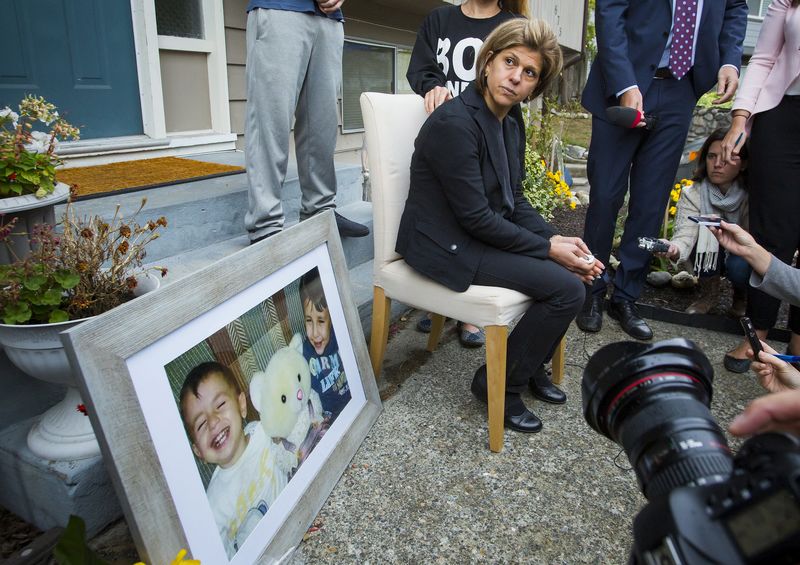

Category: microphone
[605, 106, 647, 128]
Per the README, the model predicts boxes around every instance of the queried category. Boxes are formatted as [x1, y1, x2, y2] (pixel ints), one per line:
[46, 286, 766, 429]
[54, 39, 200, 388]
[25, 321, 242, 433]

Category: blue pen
[733, 132, 743, 148]
[773, 354, 800, 363]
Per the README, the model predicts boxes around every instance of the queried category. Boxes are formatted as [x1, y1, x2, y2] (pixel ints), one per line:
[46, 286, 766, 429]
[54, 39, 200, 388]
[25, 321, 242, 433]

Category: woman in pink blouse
[721, 0, 800, 373]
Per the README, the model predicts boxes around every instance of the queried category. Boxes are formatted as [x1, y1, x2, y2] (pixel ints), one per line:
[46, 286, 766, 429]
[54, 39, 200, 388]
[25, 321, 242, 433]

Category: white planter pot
[0, 272, 161, 461]
[0, 182, 71, 265]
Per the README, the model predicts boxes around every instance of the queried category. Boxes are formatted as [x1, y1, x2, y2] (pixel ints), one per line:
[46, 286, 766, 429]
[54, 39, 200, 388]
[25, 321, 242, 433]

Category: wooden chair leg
[552, 336, 566, 385]
[425, 313, 447, 352]
[369, 286, 391, 380]
[485, 325, 508, 453]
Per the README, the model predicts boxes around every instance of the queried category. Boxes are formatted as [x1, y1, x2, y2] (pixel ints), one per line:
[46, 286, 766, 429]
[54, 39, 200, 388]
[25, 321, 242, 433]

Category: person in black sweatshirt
[406, 0, 529, 348]
[407, 0, 529, 113]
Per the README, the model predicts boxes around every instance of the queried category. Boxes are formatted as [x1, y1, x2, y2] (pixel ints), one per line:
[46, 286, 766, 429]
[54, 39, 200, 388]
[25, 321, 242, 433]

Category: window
[155, 0, 204, 39]
[396, 48, 414, 95]
[341, 41, 415, 132]
[747, 0, 772, 18]
[342, 40, 395, 132]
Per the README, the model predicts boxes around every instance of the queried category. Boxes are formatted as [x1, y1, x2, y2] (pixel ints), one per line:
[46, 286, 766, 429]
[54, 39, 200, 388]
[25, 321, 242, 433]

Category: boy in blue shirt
[299, 270, 351, 421]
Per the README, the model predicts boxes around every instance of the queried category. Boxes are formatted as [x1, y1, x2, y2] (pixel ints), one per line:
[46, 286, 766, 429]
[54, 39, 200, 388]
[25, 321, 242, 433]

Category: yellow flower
[669, 206, 677, 216]
[570, 201, 577, 209]
[674, 183, 681, 189]
[171, 549, 201, 565]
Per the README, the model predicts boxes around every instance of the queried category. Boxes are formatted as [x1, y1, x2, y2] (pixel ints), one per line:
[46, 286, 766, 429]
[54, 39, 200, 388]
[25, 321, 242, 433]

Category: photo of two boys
[164, 267, 351, 559]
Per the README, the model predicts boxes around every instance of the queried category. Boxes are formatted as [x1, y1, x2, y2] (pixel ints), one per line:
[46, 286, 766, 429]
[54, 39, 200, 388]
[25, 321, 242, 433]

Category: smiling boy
[299, 270, 351, 421]
[180, 362, 294, 557]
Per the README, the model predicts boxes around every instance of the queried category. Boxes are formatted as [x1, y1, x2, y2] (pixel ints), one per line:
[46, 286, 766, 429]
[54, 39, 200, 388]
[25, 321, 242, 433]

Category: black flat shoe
[471, 366, 543, 433]
[723, 353, 751, 374]
[504, 409, 543, 433]
[576, 292, 604, 332]
[607, 300, 653, 341]
[529, 365, 566, 404]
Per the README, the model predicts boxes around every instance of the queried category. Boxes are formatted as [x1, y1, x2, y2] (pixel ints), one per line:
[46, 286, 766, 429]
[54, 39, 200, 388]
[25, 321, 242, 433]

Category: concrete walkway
[288, 311, 762, 563]
[76, 307, 766, 563]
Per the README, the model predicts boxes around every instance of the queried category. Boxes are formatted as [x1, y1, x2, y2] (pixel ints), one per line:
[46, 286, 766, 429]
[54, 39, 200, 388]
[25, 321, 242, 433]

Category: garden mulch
[549, 205, 791, 342]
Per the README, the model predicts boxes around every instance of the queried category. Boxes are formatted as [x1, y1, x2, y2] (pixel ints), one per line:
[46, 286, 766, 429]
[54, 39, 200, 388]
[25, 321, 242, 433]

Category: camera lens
[582, 338, 733, 500]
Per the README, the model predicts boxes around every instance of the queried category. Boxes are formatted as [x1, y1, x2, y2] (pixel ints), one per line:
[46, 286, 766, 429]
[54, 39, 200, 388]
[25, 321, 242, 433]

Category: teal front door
[1, 0, 143, 139]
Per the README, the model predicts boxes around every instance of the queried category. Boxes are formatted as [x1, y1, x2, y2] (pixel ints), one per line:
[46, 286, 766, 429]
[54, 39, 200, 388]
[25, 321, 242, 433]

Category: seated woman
[396, 18, 603, 433]
[660, 129, 751, 317]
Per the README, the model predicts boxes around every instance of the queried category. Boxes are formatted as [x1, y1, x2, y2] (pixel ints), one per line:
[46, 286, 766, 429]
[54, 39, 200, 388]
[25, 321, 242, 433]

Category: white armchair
[359, 92, 564, 452]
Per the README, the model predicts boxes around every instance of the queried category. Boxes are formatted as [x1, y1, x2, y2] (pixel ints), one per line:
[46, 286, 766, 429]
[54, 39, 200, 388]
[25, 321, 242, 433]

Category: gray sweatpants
[244, 9, 343, 240]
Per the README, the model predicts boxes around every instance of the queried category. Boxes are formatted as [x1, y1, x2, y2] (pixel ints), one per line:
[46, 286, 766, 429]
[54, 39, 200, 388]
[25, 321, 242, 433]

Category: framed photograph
[61, 212, 382, 564]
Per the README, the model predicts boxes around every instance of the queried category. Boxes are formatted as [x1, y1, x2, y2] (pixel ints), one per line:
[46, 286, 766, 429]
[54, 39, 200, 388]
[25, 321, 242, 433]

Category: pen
[733, 132, 743, 148]
[773, 354, 800, 363]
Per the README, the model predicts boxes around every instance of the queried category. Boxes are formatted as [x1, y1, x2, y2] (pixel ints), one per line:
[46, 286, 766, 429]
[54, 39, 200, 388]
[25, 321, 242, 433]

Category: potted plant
[1, 95, 80, 264]
[0, 198, 167, 460]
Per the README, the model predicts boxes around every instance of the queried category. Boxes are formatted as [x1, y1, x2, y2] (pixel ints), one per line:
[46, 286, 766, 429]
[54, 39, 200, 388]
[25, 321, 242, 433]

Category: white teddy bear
[250, 333, 326, 469]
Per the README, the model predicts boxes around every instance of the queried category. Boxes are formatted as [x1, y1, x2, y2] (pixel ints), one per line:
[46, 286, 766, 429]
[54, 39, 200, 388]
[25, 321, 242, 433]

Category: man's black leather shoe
[334, 212, 370, 238]
[529, 365, 566, 404]
[576, 292, 604, 332]
[607, 300, 653, 341]
[471, 365, 543, 433]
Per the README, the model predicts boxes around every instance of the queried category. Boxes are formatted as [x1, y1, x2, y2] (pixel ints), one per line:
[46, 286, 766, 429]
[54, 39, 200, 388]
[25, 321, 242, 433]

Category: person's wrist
[750, 247, 772, 276]
[731, 110, 750, 120]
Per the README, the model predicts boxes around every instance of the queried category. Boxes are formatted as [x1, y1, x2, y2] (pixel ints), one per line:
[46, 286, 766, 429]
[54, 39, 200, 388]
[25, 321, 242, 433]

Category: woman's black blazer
[396, 84, 555, 292]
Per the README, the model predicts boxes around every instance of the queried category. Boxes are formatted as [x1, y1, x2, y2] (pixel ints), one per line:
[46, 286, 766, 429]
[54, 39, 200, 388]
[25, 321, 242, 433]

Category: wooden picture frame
[61, 212, 382, 564]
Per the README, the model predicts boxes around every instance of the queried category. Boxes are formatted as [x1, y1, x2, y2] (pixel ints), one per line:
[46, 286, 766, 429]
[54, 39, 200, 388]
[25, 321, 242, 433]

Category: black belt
[654, 67, 673, 79]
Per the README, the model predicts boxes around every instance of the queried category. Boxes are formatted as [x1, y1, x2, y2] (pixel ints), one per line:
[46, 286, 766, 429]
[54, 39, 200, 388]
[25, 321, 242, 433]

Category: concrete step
[565, 161, 586, 177]
[58, 151, 365, 265]
[151, 200, 374, 283]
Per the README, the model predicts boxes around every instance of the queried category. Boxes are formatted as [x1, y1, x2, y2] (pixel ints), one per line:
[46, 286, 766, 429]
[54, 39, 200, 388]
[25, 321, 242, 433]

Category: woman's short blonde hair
[475, 18, 563, 101]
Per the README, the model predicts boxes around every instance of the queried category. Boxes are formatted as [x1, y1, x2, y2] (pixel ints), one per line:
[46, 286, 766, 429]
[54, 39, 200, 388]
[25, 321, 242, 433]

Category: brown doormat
[56, 156, 244, 200]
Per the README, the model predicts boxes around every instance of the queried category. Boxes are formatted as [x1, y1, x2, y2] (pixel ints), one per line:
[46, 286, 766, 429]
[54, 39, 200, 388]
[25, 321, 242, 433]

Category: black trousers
[583, 74, 697, 302]
[746, 96, 800, 333]
[472, 246, 585, 393]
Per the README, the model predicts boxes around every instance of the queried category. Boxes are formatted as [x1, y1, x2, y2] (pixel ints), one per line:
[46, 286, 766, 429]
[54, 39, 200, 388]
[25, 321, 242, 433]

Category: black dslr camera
[582, 338, 800, 564]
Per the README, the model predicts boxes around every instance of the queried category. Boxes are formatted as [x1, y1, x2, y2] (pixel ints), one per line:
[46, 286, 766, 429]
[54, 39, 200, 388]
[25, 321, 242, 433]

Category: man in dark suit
[577, 0, 748, 340]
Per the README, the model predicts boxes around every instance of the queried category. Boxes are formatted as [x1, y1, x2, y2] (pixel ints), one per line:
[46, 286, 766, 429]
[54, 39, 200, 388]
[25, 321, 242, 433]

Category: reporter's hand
[750, 342, 800, 393]
[709, 221, 771, 275]
[713, 66, 738, 105]
[549, 235, 605, 283]
[729, 389, 800, 437]
[653, 239, 679, 260]
[619, 88, 645, 128]
[424, 86, 451, 114]
[316, 0, 344, 14]
[721, 120, 747, 164]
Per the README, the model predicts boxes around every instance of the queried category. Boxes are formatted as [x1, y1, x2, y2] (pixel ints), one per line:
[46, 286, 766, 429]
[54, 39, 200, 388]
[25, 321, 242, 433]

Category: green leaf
[2, 302, 31, 325]
[48, 309, 70, 323]
[53, 515, 110, 565]
[54, 270, 81, 289]
[37, 288, 64, 306]
[23, 274, 46, 291]
[20, 170, 39, 183]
